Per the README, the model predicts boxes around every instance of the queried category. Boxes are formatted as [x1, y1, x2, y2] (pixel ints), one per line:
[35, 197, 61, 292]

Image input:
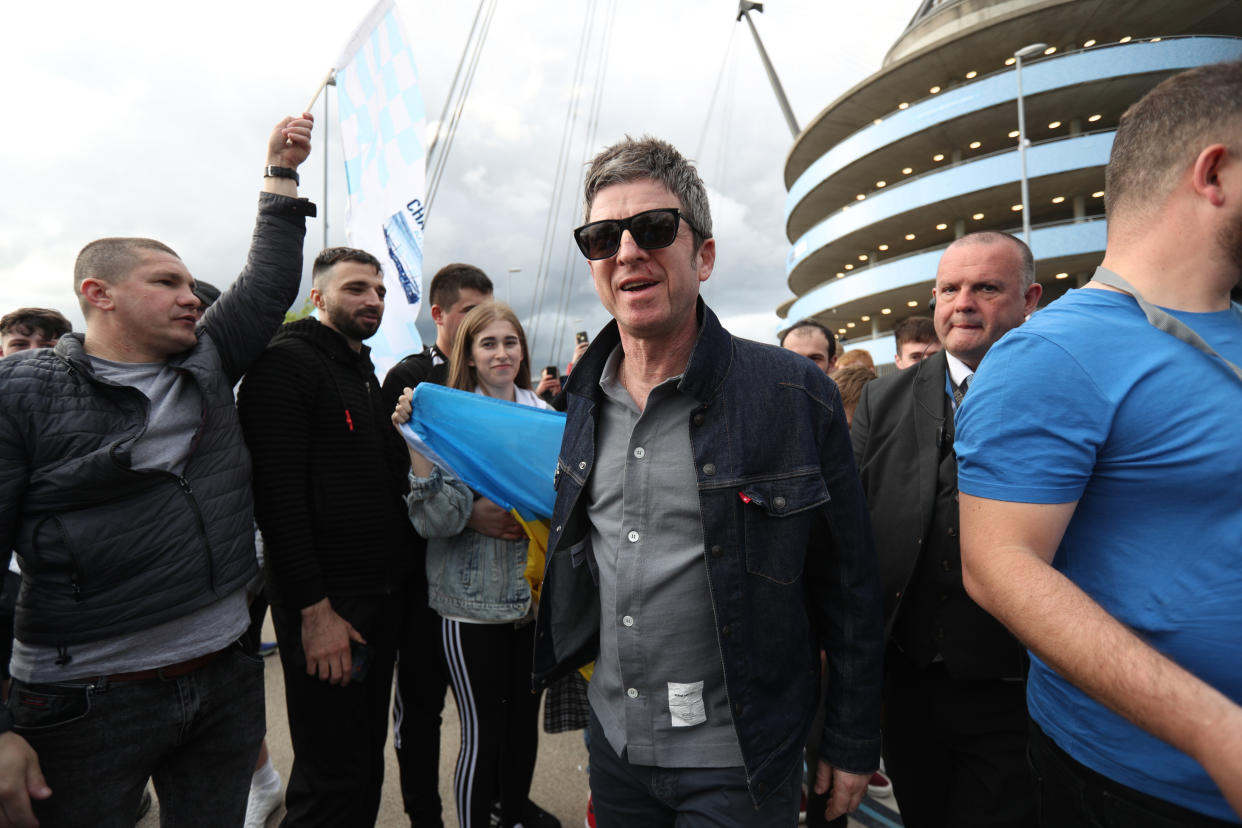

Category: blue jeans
[588, 711, 801, 828]
[10, 643, 265, 828]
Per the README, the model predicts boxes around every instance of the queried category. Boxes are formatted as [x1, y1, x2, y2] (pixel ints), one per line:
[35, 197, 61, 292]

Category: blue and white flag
[334, 0, 427, 378]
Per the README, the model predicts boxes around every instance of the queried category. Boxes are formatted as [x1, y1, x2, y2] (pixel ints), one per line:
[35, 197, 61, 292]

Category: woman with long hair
[392, 302, 559, 828]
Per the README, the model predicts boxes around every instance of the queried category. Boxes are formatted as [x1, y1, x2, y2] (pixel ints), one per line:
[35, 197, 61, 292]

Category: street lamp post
[1014, 42, 1048, 247]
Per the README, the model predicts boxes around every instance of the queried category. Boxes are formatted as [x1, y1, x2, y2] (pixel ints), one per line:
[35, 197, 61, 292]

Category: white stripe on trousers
[442, 617, 480, 828]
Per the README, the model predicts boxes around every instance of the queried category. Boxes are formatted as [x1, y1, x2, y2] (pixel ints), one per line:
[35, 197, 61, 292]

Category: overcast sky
[2, 0, 910, 369]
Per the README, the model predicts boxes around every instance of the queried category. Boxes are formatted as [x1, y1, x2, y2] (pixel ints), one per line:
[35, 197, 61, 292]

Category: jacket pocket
[10, 681, 94, 734]
[740, 472, 829, 585]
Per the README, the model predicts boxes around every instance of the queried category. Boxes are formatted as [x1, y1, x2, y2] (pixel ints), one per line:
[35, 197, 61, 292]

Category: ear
[310, 286, 326, 312]
[695, 237, 716, 283]
[430, 303, 445, 326]
[1023, 281, 1043, 315]
[1191, 144, 1230, 207]
[79, 278, 116, 313]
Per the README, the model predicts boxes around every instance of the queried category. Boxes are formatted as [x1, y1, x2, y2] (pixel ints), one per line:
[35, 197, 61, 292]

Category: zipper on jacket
[177, 476, 216, 591]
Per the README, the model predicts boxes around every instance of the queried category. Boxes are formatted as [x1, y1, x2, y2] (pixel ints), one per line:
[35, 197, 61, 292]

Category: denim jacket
[532, 301, 883, 805]
[407, 467, 531, 622]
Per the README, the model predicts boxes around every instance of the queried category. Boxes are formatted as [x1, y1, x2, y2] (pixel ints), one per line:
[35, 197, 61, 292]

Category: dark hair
[946, 232, 1036, 288]
[73, 237, 181, 314]
[893, 315, 937, 349]
[779, 318, 838, 359]
[447, 303, 532, 393]
[312, 247, 383, 285]
[583, 135, 712, 254]
[428, 263, 493, 310]
[1107, 59, 1242, 221]
[193, 280, 221, 308]
[0, 307, 72, 340]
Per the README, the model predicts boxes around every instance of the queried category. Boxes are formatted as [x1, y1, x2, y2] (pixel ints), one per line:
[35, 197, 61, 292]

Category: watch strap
[263, 165, 300, 186]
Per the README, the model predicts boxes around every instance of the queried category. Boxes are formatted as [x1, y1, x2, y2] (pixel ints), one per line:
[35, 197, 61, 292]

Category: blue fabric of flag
[398, 384, 566, 520]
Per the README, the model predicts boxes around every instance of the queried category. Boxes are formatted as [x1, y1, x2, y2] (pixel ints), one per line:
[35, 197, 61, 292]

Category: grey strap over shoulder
[1092, 266, 1242, 384]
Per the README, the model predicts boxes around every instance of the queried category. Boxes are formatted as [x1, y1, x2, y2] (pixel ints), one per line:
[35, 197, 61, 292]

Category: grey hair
[947, 231, 1036, 288]
[582, 135, 713, 252]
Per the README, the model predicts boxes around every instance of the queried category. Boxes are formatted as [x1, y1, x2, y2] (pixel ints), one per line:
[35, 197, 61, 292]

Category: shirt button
[622, 615, 634, 627]
[627, 688, 639, 699]
[721, 624, 731, 638]
[554, 525, 562, 533]
[734, 702, 743, 716]
[703, 463, 716, 476]
[947, 527, 958, 537]
[627, 530, 640, 543]
[692, 413, 705, 426]
[773, 496, 786, 511]
[711, 545, 723, 558]
[633, 447, 645, 459]
[942, 559, 951, 572]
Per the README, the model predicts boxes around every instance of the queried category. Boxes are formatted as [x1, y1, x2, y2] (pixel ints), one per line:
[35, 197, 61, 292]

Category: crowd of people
[0, 57, 1239, 828]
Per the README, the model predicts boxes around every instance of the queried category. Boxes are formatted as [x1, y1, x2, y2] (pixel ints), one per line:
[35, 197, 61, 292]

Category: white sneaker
[244, 778, 283, 828]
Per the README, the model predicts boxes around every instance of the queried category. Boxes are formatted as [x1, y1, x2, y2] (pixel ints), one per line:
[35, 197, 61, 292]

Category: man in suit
[851, 231, 1041, 828]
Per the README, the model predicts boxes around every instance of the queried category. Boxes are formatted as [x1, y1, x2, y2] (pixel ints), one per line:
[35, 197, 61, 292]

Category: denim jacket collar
[564, 298, 731, 407]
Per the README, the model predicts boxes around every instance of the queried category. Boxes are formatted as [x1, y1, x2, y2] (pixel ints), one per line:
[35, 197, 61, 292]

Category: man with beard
[238, 247, 417, 827]
[958, 59, 1242, 825]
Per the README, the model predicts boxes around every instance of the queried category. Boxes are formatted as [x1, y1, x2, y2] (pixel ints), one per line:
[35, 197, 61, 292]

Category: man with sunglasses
[532, 136, 883, 827]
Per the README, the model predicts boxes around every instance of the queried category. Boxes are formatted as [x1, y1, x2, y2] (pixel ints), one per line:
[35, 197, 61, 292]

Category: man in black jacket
[851, 232, 1041, 827]
[0, 114, 314, 828]
[238, 247, 417, 827]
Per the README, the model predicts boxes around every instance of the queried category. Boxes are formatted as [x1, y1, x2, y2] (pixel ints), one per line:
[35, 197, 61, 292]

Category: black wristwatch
[263, 165, 300, 186]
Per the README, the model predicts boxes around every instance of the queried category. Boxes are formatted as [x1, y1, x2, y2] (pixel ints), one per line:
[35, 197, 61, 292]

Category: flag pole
[286, 69, 336, 144]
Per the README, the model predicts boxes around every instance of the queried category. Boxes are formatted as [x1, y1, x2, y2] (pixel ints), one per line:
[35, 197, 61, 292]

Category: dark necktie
[953, 375, 972, 408]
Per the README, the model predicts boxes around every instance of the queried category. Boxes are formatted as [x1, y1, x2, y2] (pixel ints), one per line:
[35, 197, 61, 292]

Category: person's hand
[0, 731, 50, 827]
[468, 498, 524, 541]
[535, 373, 561, 399]
[814, 762, 868, 822]
[392, 387, 414, 428]
[570, 340, 589, 368]
[266, 113, 313, 169]
[300, 598, 364, 686]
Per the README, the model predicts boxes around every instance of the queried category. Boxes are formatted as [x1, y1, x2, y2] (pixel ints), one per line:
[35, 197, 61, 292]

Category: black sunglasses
[573, 208, 708, 260]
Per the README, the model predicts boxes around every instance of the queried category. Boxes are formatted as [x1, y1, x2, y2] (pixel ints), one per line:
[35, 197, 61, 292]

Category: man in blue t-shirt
[957, 59, 1242, 826]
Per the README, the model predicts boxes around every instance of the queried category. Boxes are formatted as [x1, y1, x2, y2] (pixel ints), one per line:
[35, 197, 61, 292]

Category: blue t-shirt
[956, 287, 1242, 822]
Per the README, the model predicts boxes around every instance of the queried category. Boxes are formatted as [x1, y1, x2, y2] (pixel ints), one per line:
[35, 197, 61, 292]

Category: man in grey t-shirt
[0, 114, 315, 828]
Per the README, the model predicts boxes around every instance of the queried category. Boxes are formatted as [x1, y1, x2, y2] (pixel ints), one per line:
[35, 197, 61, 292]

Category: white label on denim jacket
[668, 680, 707, 727]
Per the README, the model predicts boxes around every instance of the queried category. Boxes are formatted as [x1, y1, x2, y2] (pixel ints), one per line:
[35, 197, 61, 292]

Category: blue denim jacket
[532, 301, 883, 805]
[408, 468, 531, 622]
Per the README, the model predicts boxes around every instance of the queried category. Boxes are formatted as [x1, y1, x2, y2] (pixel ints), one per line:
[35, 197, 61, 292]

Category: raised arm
[204, 114, 316, 382]
[960, 494, 1242, 818]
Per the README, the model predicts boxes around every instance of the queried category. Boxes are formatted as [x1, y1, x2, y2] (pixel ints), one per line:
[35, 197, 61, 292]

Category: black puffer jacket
[237, 318, 416, 610]
[0, 193, 313, 646]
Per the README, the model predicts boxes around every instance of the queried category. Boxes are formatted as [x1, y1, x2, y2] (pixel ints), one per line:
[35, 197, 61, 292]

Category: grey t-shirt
[586, 345, 743, 768]
[10, 356, 249, 682]
[87, 356, 202, 473]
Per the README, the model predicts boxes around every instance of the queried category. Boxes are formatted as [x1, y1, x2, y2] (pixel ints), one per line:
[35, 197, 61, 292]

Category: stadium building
[778, 0, 1242, 365]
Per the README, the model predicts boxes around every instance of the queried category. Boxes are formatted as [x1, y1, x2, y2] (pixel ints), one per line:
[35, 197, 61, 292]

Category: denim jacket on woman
[532, 300, 884, 807]
[407, 466, 532, 622]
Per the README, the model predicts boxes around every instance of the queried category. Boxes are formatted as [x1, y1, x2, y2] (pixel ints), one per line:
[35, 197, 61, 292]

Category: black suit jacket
[851, 349, 1024, 680]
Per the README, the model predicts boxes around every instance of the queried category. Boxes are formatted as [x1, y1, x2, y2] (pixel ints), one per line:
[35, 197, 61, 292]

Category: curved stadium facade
[778, 0, 1242, 366]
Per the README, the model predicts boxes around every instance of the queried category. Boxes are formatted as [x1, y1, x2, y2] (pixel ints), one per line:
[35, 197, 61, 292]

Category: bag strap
[1092, 267, 1242, 384]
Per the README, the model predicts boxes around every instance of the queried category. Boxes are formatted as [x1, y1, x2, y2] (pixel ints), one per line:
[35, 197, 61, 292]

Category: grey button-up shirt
[586, 345, 743, 768]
